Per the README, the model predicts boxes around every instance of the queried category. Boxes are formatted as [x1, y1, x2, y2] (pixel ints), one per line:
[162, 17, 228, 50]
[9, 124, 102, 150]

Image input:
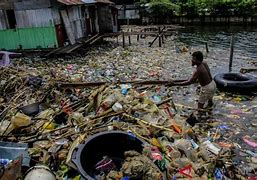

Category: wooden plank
[57, 79, 187, 89]
[80, 34, 99, 44]
[102, 31, 173, 37]
[89, 35, 103, 45]
[44, 47, 64, 57]
[149, 26, 166, 47]
[65, 43, 84, 54]
[60, 10, 76, 45]
[66, 34, 99, 53]
[76, 20, 83, 39]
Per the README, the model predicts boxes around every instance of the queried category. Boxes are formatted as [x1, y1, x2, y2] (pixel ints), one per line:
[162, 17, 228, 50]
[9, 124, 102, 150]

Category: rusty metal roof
[57, 0, 83, 5]
[57, 0, 114, 5]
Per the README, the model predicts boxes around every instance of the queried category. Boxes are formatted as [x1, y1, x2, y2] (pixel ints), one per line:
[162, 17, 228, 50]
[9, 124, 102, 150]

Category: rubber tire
[214, 73, 257, 93]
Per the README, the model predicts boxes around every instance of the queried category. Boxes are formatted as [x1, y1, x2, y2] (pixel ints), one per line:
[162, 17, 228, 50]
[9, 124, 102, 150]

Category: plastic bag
[11, 113, 32, 129]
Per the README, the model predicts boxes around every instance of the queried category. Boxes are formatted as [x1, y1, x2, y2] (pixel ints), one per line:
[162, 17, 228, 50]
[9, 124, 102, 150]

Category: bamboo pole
[57, 79, 187, 89]
[229, 35, 234, 72]
[122, 113, 174, 132]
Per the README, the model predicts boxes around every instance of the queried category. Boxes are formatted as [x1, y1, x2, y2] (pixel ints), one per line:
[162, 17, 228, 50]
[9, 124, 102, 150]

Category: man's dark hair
[192, 51, 203, 62]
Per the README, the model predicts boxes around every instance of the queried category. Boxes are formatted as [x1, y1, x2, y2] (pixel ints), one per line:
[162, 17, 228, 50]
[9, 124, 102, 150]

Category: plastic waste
[190, 139, 199, 150]
[24, 165, 56, 180]
[242, 136, 257, 148]
[214, 168, 223, 180]
[43, 122, 56, 130]
[11, 113, 32, 129]
[0, 158, 10, 166]
[101, 93, 118, 110]
[112, 102, 123, 112]
[202, 140, 221, 155]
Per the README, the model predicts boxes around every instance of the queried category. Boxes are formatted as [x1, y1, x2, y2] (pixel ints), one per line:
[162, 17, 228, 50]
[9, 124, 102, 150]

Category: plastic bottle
[0, 158, 10, 166]
[101, 94, 117, 110]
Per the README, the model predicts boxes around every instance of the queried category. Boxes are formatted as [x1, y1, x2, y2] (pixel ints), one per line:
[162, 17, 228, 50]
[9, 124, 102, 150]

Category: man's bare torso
[196, 61, 212, 86]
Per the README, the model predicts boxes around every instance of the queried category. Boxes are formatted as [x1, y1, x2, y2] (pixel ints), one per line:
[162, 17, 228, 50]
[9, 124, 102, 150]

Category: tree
[135, 0, 257, 19]
[136, 0, 179, 19]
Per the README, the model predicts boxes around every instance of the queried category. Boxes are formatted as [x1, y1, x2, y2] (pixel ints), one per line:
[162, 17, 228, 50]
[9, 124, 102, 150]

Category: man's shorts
[199, 80, 216, 104]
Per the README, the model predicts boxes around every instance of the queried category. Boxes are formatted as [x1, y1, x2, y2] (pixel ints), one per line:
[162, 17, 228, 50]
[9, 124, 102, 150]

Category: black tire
[214, 73, 257, 93]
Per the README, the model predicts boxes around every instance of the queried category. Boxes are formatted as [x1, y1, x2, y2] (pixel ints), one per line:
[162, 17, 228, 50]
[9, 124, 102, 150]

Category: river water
[173, 26, 257, 161]
[176, 25, 257, 74]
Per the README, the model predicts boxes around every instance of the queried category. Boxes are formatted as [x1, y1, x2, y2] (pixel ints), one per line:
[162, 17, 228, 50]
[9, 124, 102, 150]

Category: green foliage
[136, 0, 257, 16]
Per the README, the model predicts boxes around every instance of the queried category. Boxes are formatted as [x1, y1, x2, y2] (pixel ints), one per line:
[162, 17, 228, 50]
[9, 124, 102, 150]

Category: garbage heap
[0, 67, 256, 180]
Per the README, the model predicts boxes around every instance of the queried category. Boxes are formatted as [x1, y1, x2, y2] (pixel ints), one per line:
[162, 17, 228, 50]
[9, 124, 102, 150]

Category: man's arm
[174, 70, 199, 86]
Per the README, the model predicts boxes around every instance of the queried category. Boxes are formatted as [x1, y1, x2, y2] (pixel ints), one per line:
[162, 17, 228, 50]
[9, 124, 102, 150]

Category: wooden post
[161, 33, 164, 44]
[149, 27, 165, 47]
[128, 29, 131, 45]
[205, 42, 209, 53]
[137, 34, 139, 41]
[229, 35, 234, 72]
[122, 32, 125, 48]
[158, 27, 162, 47]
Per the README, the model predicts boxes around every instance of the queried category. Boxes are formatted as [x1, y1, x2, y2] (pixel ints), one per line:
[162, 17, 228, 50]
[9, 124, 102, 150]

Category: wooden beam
[149, 27, 166, 47]
[57, 79, 187, 89]
[102, 31, 173, 37]
[122, 32, 125, 48]
[60, 10, 76, 45]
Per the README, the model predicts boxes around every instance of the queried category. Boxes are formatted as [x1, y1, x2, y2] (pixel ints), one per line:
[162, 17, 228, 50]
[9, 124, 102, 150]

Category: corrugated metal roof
[57, 0, 84, 5]
[57, 0, 114, 5]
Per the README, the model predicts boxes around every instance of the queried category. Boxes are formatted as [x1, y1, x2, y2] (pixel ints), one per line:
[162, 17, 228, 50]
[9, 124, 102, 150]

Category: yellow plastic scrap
[73, 175, 81, 180]
[152, 137, 162, 149]
[42, 122, 56, 130]
[226, 114, 240, 119]
[11, 112, 32, 129]
[233, 97, 242, 102]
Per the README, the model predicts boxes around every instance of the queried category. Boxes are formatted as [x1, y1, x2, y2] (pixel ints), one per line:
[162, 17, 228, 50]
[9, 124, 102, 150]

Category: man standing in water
[174, 51, 216, 110]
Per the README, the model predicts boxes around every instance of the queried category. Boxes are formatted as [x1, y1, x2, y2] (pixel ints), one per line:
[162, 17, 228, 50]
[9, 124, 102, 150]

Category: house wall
[67, 6, 85, 39]
[111, 8, 118, 32]
[15, 8, 54, 28]
[0, 0, 59, 28]
[98, 6, 113, 33]
[0, 26, 58, 50]
[13, 0, 51, 10]
[0, 0, 60, 50]
[116, 4, 140, 20]
[0, 10, 8, 30]
[51, 8, 62, 25]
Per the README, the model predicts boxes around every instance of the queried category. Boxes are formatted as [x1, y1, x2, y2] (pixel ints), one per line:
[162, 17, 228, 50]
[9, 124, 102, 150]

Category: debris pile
[0, 29, 257, 179]
[0, 65, 256, 180]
